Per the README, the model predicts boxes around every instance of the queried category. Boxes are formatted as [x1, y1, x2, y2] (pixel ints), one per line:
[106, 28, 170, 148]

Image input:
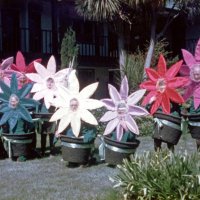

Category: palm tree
[75, 0, 200, 69]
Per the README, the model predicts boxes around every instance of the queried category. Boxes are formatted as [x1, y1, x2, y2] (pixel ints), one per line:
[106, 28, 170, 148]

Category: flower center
[46, 77, 55, 89]
[156, 78, 166, 93]
[69, 98, 79, 112]
[190, 64, 200, 82]
[9, 94, 19, 109]
[117, 101, 127, 116]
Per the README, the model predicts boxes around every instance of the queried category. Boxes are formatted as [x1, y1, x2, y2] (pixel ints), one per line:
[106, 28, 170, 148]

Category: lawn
[0, 134, 197, 200]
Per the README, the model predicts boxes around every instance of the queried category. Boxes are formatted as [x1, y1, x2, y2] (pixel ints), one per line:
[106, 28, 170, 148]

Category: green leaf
[18, 104, 33, 123]
[8, 112, 19, 130]
[0, 80, 11, 97]
[10, 74, 18, 94]
[0, 93, 9, 102]
[18, 83, 33, 98]
[20, 98, 40, 108]
[0, 103, 11, 113]
[0, 110, 13, 126]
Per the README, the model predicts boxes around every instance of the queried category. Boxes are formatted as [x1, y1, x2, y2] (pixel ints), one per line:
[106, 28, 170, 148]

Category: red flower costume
[140, 54, 188, 114]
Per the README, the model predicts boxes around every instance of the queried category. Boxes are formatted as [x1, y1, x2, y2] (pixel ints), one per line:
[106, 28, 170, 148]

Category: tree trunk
[144, 10, 157, 68]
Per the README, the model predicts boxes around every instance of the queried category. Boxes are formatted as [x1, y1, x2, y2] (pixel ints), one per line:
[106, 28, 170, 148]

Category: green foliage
[60, 27, 79, 69]
[117, 38, 179, 92]
[136, 116, 154, 137]
[111, 150, 200, 200]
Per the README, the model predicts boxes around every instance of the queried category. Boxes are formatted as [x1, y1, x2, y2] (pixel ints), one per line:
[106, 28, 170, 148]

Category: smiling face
[46, 77, 55, 89]
[69, 98, 79, 112]
[19, 74, 27, 86]
[191, 65, 200, 82]
[9, 94, 19, 109]
[156, 78, 166, 93]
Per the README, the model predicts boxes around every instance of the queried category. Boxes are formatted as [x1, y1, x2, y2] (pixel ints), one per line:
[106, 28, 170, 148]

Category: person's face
[46, 78, 55, 89]
[117, 101, 127, 115]
[192, 66, 200, 82]
[156, 78, 166, 93]
[69, 98, 79, 112]
[19, 74, 27, 85]
[9, 96, 19, 109]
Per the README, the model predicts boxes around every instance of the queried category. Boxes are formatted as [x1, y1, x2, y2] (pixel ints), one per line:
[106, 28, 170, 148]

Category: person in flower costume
[11, 51, 42, 89]
[181, 39, 200, 109]
[50, 72, 103, 138]
[26, 55, 74, 156]
[0, 74, 39, 161]
[181, 39, 200, 150]
[140, 54, 188, 151]
[100, 76, 149, 142]
[140, 54, 188, 114]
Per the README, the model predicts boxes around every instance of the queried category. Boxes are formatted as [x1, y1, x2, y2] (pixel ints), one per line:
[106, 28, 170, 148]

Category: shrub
[110, 151, 200, 200]
[60, 27, 79, 69]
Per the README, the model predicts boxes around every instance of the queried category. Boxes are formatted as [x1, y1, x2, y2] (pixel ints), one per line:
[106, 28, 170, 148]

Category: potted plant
[26, 55, 72, 156]
[0, 74, 39, 161]
[140, 54, 188, 151]
[180, 39, 200, 150]
[50, 72, 103, 165]
[99, 76, 149, 165]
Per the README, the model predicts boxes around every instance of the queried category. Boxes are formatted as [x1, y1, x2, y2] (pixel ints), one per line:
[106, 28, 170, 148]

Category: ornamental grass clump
[111, 151, 200, 200]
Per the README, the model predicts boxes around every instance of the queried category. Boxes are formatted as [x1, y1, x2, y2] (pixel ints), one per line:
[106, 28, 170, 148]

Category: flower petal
[15, 51, 26, 71]
[103, 118, 119, 136]
[150, 93, 162, 115]
[145, 68, 160, 82]
[142, 90, 157, 106]
[161, 92, 170, 114]
[120, 76, 129, 99]
[125, 115, 139, 135]
[26, 73, 44, 83]
[57, 114, 71, 134]
[195, 39, 200, 62]
[140, 80, 156, 91]
[193, 88, 200, 109]
[157, 54, 167, 76]
[32, 90, 45, 101]
[179, 64, 190, 76]
[101, 99, 115, 110]
[182, 49, 196, 69]
[127, 89, 146, 105]
[80, 109, 98, 125]
[166, 88, 184, 104]
[129, 105, 149, 116]
[79, 82, 99, 99]
[54, 68, 69, 81]
[100, 111, 118, 122]
[67, 70, 79, 94]
[1, 57, 13, 70]
[108, 84, 121, 103]
[26, 59, 41, 73]
[50, 107, 69, 122]
[165, 60, 183, 78]
[31, 83, 46, 93]
[167, 77, 189, 88]
[83, 99, 104, 110]
[183, 83, 196, 101]
[47, 55, 56, 75]
[71, 113, 81, 137]
[34, 62, 51, 78]
[116, 124, 123, 141]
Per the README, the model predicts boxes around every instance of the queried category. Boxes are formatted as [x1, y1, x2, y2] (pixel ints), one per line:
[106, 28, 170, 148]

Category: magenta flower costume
[181, 39, 200, 109]
[100, 76, 149, 141]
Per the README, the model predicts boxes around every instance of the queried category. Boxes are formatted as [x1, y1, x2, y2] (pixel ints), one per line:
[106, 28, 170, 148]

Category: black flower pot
[153, 112, 182, 145]
[104, 135, 140, 165]
[181, 112, 200, 139]
[60, 135, 94, 164]
[2, 133, 34, 158]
